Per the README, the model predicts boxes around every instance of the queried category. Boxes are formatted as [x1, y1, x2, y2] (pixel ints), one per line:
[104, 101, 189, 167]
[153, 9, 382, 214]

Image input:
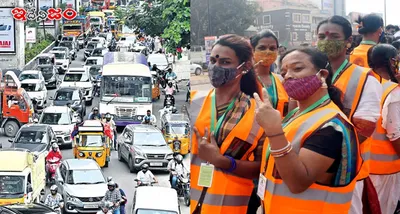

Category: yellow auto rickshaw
[161, 113, 190, 155]
[151, 71, 160, 100]
[72, 120, 111, 167]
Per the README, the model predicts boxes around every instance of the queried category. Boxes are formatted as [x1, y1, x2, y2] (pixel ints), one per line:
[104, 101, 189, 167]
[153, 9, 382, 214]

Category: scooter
[46, 157, 61, 185]
[163, 94, 176, 108]
[176, 172, 190, 206]
[96, 201, 114, 214]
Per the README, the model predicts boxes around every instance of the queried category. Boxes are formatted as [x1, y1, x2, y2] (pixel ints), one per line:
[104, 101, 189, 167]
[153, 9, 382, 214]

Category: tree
[191, 0, 260, 45]
[161, 0, 190, 53]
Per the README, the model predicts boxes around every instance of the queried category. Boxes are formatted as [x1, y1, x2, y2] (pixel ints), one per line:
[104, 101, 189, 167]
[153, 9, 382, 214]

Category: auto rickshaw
[72, 120, 111, 167]
[160, 113, 190, 155]
[36, 53, 55, 67]
[151, 71, 160, 101]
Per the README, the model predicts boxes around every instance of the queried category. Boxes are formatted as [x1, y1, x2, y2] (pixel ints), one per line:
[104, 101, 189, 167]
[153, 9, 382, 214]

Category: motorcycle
[92, 79, 101, 97]
[134, 179, 157, 187]
[97, 201, 114, 214]
[46, 157, 61, 185]
[176, 172, 190, 206]
[165, 76, 177, 94]
[163, 94, 176, 108]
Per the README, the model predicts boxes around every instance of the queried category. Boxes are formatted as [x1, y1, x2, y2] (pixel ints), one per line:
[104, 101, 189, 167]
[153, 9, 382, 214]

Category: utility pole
[384, 0, 387, 25]
[207, 0, 211, 36]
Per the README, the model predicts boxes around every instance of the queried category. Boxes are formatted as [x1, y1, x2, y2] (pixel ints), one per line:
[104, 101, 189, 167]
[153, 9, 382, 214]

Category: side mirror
[8, 138, 14, 143]
[134, 179, 139, 182]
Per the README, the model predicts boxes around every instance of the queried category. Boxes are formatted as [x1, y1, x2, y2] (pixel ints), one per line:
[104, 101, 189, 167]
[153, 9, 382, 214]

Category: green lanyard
[360, 40, 376, 45]
[257, 73, 277, 109]
[331, 59, 348, 83]
[262, 94, 330, 172]
[210, 91, 236, 138]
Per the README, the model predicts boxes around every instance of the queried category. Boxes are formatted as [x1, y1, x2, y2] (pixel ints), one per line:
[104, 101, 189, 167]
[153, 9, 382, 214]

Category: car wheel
[104, 160, 109, 167]
[118, 147, 123, 162]
[195, 68, 202, 76]
[4, 120, 19, 137]
[128, 156, 136, 173]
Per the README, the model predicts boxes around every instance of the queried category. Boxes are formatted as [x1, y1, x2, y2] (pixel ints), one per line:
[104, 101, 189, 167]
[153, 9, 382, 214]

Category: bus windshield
[100, 76, 152, 103]
[63, 25, 81, 31]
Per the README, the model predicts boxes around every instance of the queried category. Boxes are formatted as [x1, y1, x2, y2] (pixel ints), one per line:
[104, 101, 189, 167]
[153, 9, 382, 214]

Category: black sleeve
[302, 126, 343, 160]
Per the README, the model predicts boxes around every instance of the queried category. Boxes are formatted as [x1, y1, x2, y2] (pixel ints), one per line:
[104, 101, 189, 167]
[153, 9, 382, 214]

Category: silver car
[117, 124, 174, 172]
[55, 159, 107, 213]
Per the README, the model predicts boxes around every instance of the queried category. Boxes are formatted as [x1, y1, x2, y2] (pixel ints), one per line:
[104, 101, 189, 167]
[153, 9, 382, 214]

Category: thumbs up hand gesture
[253, 89, 284, 136]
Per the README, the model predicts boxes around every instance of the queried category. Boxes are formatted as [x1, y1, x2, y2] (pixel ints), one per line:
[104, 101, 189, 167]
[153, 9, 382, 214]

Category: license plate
[150, 162, 163, 166]
[84, 204, 98, 209]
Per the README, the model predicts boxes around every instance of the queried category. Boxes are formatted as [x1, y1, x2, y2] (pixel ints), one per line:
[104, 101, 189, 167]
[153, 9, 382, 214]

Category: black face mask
[142, 169, 147, 173]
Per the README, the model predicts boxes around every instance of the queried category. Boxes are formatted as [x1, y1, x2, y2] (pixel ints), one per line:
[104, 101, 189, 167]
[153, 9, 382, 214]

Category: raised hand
[193, 127, 222, 164]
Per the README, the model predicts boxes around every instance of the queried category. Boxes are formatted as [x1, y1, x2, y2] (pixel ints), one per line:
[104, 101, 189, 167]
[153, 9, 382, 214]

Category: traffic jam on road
[0, 2, 190, 214]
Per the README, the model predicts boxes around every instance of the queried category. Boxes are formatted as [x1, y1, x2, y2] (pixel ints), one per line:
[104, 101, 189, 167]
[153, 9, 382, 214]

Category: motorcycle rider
[141, 110, 156, 125]
[44, 185, 64, 210]
[88, 107, 102, 120]
[186, 81, 190, 102]
[136, 164, 158, 186]
[46, 143, 62, 180]
[102, 113, 117, 149]
[167, 154, 186, 190]
[165, 82, 175, 95]
[165, 68, 178, 92]
[103, 181, 124, 214]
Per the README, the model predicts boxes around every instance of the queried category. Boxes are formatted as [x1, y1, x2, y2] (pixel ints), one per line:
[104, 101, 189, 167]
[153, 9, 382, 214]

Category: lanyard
[360, 40, 376, 45]
[257, 73, 277, 109]
[331, 59, 348, 83]
[210, 91, 236, 137]
[262, 94, 330, 173]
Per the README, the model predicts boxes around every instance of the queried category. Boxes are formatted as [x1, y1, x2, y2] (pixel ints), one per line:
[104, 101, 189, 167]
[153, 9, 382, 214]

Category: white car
[148, 53, 171, 71]
[117, 36, 136, 51]
[19, 70, 45, 82]
[20, 79, 47, 107]
[132, 186, 180, 214]
[190, 62, 203, 75]
[39, 106, 77, 148]
[83, 57, 103, 73]
[49, 50, 70, 74]
[60, 68, 94, 105]
[90, 37, 106, 47]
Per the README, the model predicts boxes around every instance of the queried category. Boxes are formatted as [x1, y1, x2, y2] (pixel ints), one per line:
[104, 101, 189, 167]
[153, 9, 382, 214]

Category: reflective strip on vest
[342, 66, 366, 118]
[265, 179, 354, 204]
[191, 188, 249, 207]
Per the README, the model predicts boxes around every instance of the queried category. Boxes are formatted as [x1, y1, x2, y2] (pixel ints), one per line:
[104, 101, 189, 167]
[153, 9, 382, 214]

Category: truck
[101, 0, 116, 10]
[0, 148, 46, 206]
[88, 11, 106, 31]
[0, 71, 34, 137]
[62, 15, 91, 37]
[91, 0, 104, 8]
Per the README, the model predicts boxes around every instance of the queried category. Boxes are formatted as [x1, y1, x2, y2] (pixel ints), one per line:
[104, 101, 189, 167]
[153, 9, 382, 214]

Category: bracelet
[269, 142, 291, 153]
[267, 132, 285, 138]
[223, 155, 237, 173]
[272, 145, 293, 158]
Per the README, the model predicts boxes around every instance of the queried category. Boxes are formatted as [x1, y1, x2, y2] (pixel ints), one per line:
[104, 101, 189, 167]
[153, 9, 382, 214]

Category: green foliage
[24, 32, 53, 63]
[59, 3, 67, 11]
[191, 0, 261, 45]
[114, 6, 134, 21]
[125, 1, 167, 36]
[161, 0, 190, 52]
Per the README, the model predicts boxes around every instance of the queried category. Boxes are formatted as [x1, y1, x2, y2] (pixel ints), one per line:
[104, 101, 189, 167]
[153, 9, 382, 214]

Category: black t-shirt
[302, 126, 343, 173]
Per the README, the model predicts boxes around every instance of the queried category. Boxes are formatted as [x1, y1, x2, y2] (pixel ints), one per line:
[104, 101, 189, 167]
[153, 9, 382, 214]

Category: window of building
[302, 14, 311, 23]
[305, 32, 312, 41]
[291, 32, 298, 41]
[292, 13, 301, 23]
[263, 15, 271, 25]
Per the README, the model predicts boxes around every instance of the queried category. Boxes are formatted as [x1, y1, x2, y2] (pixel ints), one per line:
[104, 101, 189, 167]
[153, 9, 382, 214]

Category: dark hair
[386, 24, 395, 31]
[279, 48, 344, 110]
[115, 183, 119, 188]
[392, 40, 400, 50]
[250, 29, 279, 49]
[147, 110, 151, 112]
[368, 44, 399, 83]
[279, 45, 287, 49]
[317, 15, 352, 39]
[356, 13, 384, 35]
[213, 34, 262, 97]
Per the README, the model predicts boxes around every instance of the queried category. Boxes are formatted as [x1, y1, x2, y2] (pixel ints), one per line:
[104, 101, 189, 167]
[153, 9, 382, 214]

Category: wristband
[223, 155, 237, 173]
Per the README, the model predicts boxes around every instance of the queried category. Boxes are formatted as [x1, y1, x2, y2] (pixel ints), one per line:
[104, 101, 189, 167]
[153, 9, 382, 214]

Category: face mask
[283, 72, 323, 101]
[142, 169, 147, 173]
[317, 40, 345, 58]
[254, 50, 278, 67]
[207, 63, 242, 88]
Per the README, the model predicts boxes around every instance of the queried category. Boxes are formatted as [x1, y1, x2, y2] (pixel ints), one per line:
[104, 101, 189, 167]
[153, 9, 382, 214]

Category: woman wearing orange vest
[316, 16, 383, 214]
[367, 44, 400, 214]
[246, 30, 290, 213]
[191, 34, 264, 214]
[256, 48, 361, 213]
[349, 13, 384, 68]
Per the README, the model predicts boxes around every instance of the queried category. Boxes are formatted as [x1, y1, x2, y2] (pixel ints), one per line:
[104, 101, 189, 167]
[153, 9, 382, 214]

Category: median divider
[23, 41, 56, 71]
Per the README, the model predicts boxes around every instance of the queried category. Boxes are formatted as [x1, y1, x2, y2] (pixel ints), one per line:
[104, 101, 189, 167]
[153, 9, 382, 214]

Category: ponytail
[240, 68, 263, 99]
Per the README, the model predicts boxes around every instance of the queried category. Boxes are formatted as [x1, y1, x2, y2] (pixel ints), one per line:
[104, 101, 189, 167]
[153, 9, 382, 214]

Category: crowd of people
[191, 13, 400, 214]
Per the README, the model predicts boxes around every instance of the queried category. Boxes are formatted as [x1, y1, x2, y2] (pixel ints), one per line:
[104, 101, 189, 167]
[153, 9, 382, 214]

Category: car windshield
[98, 34, 107, 39]
[39, 67, 52, 74]
[60, 42, 72, 50]
[136, 210, 177, 214]
[62, 37, 73, 41]
[15, 130, 46, 144]
[166, 124, 188, 135]
[40, 112, 70, 125]
[119, 37, 126, 41]
[21, 83, 39, 92]
[89, 66, 101, 75]
[64, 73, 88, 82]
[90, 17, 100, 22]
[133, 132, 166, 146]
[66, 169, 105, 185]
[63, 25, 81, 30]
[78, 135, 104, 147]
[101, 76, 152, 103]
[54, 52, 65, 59]
[55, 90, 80, 101]
[148, 55, 168, 66]
[37, 57, 52, 65]
[85, 59, 99, 65]
[0, 176, 24, 195]
[20, 73, 39, 80]
[92, 49, 103, 56]
[87, 43, 96, 49]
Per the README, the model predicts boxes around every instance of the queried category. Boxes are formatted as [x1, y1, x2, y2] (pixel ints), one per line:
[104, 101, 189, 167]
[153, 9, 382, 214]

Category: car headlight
[96, 152, 102, 157]
[134, 150, 146, 158]
[137, 116, 142, 120]
[166, 153, 173, 159]
[79, 152, 85, 157]
[66, 193, 80, 202]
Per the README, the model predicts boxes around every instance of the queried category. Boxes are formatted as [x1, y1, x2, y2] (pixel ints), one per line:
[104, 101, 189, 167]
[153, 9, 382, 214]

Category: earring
[321, 77, 328, 88]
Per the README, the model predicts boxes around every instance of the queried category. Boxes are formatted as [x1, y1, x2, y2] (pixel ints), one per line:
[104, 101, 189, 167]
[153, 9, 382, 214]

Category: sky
[346, 0, 400, 25]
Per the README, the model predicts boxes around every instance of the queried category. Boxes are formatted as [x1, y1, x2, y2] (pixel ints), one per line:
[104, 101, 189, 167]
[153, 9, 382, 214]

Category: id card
[257, 173, 267, 199]
[198, 163, 214, 187]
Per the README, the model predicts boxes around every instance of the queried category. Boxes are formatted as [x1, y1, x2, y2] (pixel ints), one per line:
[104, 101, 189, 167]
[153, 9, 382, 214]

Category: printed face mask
[254, 50, 278, 67]
[283, 72, 323, 100]
[317, 40, 346, 58]
[207, 63, 241, 88]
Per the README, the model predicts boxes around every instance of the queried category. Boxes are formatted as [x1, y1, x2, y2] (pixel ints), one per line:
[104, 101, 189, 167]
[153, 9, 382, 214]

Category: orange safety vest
[333, 63, 370, 180]
[368, 79, 400, 175]
[190, 90, 264, 214]
[271, 73, 289, 117]
[349, 43, 374, 68]
[261, 102, 361, 213]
